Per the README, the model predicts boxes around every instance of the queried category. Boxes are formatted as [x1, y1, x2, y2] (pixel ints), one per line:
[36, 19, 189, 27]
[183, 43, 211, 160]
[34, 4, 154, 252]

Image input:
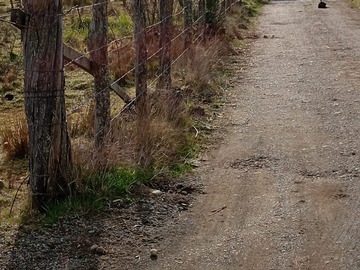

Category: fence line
[110, 1, 242, 121]
[66, 0, 242, 122]
[0, 0, 243, 120]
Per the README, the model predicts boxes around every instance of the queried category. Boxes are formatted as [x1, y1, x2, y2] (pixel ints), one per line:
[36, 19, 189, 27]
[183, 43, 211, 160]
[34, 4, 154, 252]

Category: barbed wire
[90, 0, 240, 110]
[0, 0, 242, 128]
[64, 35, 133, 68]
[64, 6, 186, 69]
[63, 0, 111, 14]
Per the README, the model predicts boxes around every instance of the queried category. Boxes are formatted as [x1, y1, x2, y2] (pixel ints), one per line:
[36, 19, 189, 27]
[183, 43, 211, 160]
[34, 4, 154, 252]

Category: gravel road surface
[1, 0, 359, 269]
[140, 0, 360, 269]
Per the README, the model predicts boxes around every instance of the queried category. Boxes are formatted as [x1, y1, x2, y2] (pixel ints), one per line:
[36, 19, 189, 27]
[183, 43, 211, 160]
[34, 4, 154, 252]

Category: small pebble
[95, 246, 107, 255]
[151, 190, 162, 196]
[150, 248, 158, 257]
[90, 244, 98, 252]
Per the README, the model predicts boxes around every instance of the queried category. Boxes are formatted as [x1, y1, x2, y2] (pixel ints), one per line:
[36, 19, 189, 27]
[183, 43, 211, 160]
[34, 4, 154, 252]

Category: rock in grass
[151, 189, 162, 196]
[0, 180, 5, 189]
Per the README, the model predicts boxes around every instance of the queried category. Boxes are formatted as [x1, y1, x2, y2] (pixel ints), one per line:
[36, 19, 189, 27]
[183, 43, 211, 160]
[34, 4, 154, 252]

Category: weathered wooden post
[132, 0, 149, 166]
[131, 0, 148, 108]
[87, 0, 111, 147]
[184, 0, 193, 50]
[21, 0, 73, 211]
[157, 0, 174, 91]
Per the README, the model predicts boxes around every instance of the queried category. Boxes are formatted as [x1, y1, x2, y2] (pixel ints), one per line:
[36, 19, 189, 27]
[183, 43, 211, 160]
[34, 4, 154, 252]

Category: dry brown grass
[1, 115, 29, 161]
[172, 36, 226, 100]
[71, 88, 189, 178]
[68, 100, 95, 138]
[108, 39, 136, 84]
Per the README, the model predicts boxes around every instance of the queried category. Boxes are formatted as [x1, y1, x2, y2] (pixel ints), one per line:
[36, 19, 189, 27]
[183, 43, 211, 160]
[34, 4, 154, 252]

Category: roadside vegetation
[0, 0, 265, 226]
[350, 0, 360, 8]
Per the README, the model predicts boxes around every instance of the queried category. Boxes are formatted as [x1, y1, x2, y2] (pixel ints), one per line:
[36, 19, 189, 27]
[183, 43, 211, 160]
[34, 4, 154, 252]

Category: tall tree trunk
[87, 0, 111, 147]
[22, 0, 72, 211]
[157, 0, 173, 91]
[132, 0, 147, 109]
[184, 0, 193, 50]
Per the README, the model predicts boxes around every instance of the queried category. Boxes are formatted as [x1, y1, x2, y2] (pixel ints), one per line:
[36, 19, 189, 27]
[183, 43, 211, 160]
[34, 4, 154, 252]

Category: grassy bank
[0, 0, 266, 225]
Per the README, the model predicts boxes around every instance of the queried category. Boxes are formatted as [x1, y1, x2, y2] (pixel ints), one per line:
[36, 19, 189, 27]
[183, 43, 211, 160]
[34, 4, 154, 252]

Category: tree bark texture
[87, 0, 111, 147]
[131, 0, 148, 110]
[184, 0, 193, 50]
[22, 0, 72, 211]
[157, 0, 173, 91]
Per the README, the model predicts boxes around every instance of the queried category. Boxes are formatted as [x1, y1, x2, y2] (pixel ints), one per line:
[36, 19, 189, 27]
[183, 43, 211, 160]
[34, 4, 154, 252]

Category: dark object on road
[318, 0, 327, 8]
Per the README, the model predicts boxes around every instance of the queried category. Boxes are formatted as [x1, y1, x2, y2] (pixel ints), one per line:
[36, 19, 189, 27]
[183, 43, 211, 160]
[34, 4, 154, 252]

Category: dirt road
[140, 0, 360, 269]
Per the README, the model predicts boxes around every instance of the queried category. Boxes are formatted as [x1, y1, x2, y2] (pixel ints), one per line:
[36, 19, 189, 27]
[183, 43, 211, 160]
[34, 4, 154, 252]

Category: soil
[1, 0, 360, 269]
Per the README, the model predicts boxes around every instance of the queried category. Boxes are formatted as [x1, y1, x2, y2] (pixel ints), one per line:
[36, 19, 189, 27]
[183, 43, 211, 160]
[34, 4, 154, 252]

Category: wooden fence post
[184, 0, 193, 50]
[157, 0, 174, 91]
[22, 0, 72, 211]
[132, 0, 148, 109]
[87, 0, 111, 147]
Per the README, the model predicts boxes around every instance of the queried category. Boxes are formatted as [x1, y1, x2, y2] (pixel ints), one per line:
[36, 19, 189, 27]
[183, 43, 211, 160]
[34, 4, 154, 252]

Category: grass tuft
[42, 166, 151, 224]
[1, 116, 29, 161]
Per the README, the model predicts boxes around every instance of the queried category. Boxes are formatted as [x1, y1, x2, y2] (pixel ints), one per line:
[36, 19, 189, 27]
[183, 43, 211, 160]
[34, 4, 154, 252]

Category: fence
[0, 0, 241, 109]
[0, 0, 242, 208]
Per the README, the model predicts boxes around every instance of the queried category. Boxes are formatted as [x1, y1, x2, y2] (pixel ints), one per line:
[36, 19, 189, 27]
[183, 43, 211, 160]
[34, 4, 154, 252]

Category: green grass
[109, 12, 133, 38]
[42, 167, 153, 224]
